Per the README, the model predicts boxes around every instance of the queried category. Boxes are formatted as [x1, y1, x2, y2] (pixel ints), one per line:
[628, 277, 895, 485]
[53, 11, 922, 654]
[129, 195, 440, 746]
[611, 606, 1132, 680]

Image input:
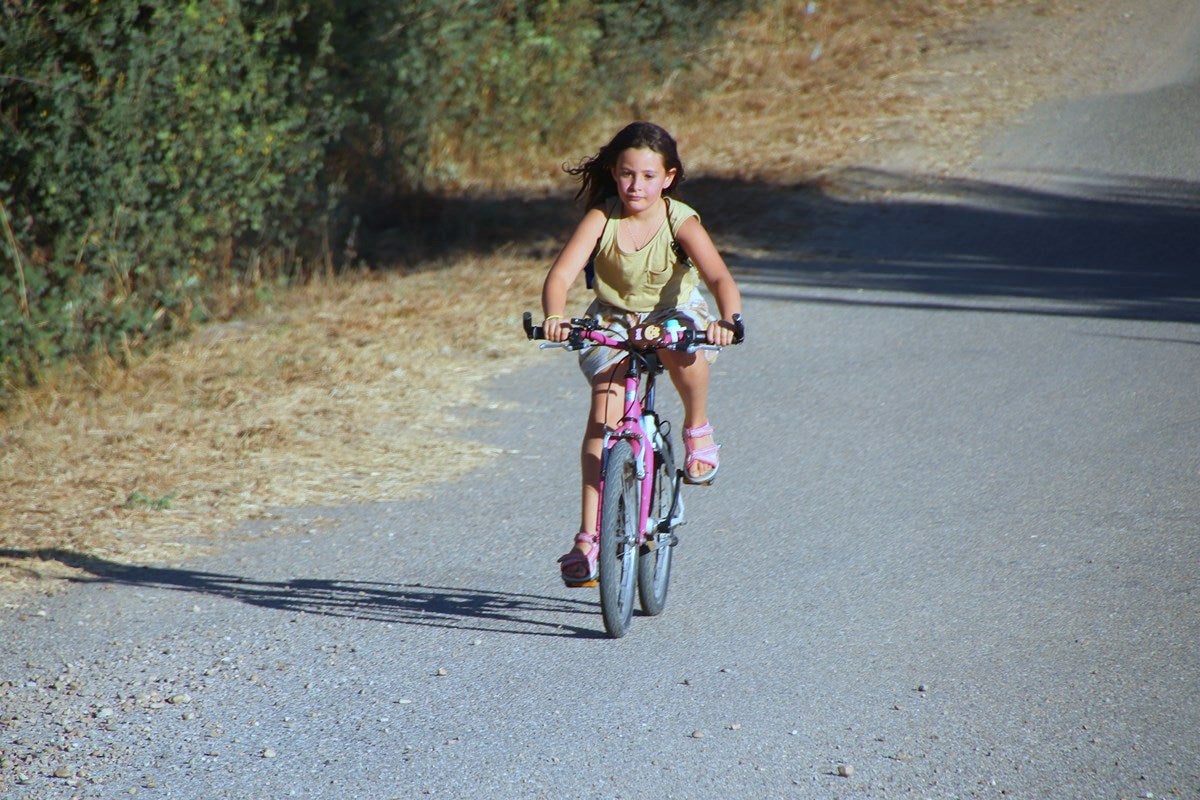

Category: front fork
[641, 420, 687, 548]
[598, 426, 648, 549]
[597, 372, 682, 548]
[597, 430, 684, 551]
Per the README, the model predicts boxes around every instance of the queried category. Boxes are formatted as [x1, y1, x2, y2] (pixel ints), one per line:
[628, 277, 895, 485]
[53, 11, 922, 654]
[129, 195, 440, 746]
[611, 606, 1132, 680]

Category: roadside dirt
[0, 0, 1145, 608]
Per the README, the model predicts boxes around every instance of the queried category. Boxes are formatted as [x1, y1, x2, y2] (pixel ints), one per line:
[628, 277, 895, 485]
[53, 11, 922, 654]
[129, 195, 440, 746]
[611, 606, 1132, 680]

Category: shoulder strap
[585, 244, 598, 289]
[664, 197, 692, 266]
[583, 200, 613, 289]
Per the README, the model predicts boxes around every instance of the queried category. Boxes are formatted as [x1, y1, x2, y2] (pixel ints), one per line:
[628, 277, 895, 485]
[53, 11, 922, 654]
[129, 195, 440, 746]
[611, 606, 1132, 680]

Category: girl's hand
[706, 318, 736, 347]
[544, 315, 568, 343]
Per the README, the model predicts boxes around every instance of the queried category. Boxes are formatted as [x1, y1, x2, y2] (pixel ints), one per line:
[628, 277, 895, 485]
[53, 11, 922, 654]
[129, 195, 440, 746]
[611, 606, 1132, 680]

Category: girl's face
[611, 147, 676, 215]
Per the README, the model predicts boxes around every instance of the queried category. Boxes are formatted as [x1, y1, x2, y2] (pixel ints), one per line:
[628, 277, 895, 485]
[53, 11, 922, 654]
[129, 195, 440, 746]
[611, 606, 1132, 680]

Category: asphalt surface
[3, 7, 1199, 800]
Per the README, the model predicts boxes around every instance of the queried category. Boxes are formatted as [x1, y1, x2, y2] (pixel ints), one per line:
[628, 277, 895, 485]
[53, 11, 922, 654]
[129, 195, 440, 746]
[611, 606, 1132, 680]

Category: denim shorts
[577, 287, 717, 381]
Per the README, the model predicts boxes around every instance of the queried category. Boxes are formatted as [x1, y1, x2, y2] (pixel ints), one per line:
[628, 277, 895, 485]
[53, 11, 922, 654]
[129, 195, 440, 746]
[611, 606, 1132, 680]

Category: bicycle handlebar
[522, 311, 744, 351]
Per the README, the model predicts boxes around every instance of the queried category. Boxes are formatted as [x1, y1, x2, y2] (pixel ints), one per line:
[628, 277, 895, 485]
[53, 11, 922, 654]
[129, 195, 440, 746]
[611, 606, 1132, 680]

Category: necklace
[622, 208, 665, 252]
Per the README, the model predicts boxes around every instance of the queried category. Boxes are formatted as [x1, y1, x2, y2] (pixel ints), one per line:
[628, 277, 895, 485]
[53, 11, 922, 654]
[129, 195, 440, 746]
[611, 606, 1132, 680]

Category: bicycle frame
[523, 310, 741, 636]
[522, 312, 729, 538]
[595, 337, 662, 545]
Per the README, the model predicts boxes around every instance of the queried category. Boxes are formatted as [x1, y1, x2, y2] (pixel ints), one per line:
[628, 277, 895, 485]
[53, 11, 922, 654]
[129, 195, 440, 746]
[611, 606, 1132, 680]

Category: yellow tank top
[592, 197, 700, 313]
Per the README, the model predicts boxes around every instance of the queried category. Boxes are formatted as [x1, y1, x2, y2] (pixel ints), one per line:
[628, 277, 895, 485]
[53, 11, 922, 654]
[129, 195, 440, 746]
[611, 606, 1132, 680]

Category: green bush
[317, 0, 749, 190]
[0, 0, 345, 392]
[0, 0, 750, 400]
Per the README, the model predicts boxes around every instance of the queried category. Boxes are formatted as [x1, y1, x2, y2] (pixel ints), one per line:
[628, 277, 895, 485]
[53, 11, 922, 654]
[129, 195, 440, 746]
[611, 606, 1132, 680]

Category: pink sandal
[558, 532, 599, 586]
[683, 422, 721, 485]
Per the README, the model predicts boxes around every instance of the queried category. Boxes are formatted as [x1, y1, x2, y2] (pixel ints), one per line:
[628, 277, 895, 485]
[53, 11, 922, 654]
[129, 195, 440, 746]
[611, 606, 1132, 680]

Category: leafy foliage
[0, 0, 344, 391]
[0, 0, 749, 398]
[312, 0, 749, 193]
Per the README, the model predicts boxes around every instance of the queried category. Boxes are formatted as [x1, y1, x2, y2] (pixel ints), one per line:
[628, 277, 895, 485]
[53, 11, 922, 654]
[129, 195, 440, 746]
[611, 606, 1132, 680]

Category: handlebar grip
[696, 313, 745, 346]
[522, 311, 545, 341]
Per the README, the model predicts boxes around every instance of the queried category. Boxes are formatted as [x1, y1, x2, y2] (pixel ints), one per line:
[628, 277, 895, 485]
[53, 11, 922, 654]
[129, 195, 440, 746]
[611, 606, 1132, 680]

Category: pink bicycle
[523, 311, 744, 637]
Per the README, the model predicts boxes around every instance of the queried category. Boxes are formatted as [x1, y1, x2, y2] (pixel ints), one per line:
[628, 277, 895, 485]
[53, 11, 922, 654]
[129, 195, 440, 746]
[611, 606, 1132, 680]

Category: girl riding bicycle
[540, 121, 743, 586]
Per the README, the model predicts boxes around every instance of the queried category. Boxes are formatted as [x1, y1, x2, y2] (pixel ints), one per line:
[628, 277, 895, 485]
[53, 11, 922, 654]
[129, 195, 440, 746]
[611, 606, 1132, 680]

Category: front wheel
[598, 439, 639, 638]
[638, 436, 677, 616]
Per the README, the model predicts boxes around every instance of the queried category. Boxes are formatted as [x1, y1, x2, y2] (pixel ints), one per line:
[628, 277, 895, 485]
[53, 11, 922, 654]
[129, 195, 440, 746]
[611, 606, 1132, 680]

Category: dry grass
[642, 0, 1074, 180]
[1, 0, 1095, 606]
[0, 255, 563, 600]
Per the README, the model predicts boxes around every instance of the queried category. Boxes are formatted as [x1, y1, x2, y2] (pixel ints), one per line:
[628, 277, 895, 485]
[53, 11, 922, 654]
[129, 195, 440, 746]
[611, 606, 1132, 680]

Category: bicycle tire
[638, 436, 676, 616]
[598, 439, 639, 638]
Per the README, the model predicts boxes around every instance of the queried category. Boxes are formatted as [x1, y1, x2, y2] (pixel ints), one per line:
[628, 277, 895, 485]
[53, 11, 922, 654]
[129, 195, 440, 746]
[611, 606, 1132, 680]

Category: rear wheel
[638, 436, 676, 616]
[598, 439, 639, 638]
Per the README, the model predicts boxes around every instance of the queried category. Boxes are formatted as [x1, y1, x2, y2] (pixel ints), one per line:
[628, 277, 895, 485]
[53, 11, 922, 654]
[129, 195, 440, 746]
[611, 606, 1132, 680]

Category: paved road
[3, 8, 1199, 800]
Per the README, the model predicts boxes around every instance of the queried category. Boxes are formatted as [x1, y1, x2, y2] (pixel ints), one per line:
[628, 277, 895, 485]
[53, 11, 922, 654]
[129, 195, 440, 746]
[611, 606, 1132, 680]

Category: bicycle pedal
[565, 579, 599, 588]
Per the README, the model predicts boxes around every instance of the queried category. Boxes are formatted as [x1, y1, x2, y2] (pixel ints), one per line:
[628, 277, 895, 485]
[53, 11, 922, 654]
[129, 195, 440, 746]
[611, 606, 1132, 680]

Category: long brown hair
[565, 121, 686, 209]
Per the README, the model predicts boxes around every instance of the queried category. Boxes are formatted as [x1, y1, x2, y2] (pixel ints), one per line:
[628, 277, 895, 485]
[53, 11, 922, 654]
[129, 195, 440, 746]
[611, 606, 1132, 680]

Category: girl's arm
[675, 216, 743, 346]
[541, 207, 607, 342]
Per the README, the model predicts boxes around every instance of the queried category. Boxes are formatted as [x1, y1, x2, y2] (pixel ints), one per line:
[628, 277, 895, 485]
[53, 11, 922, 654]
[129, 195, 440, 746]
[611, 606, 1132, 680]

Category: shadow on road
[692, 168, 1200, 324]
[362, 167, 1200, 324]
[1, 548, 605, 639]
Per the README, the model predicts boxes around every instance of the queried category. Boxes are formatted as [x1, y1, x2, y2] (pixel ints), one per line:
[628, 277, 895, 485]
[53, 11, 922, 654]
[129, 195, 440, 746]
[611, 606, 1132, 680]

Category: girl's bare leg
[661, 349, 717, 480]
[568, 365, 623, 563]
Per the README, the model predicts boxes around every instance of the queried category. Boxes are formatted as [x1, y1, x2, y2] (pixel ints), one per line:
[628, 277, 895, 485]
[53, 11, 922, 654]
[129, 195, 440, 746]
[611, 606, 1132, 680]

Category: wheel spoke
[638, 437, 676, 616]
[599, 440, 639, 637]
